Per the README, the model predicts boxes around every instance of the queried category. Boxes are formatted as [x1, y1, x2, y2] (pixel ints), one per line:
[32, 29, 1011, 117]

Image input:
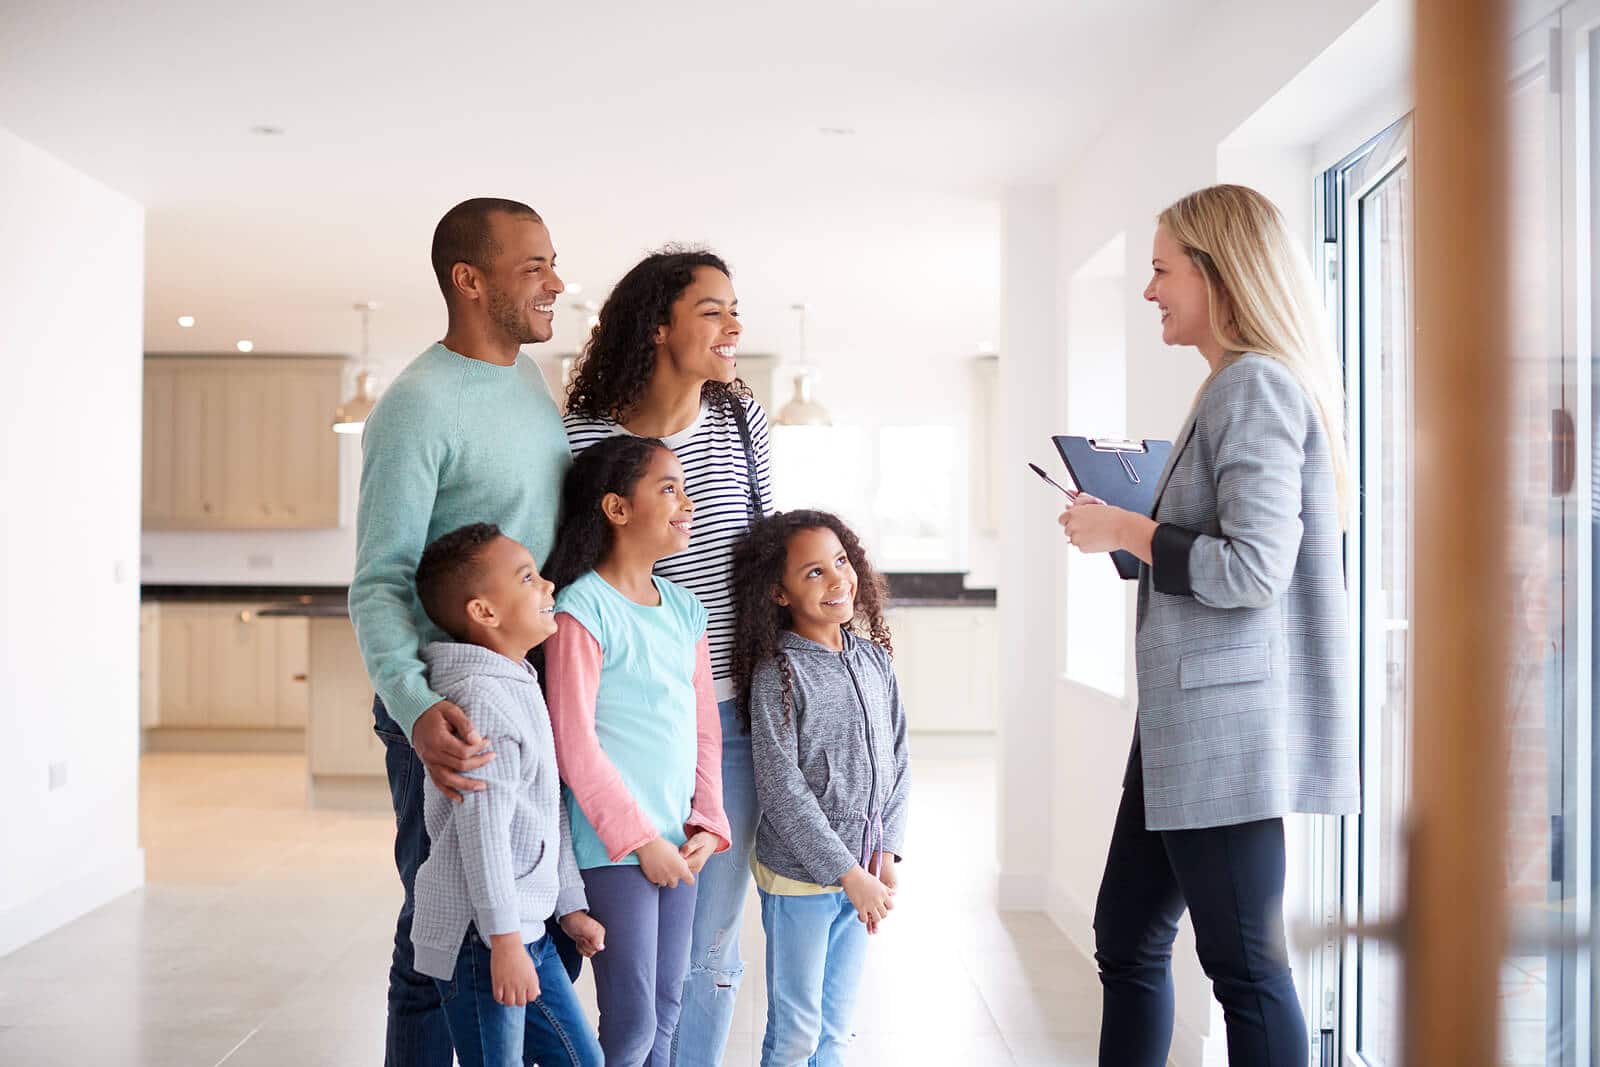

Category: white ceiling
[1, 0, 1207, 369]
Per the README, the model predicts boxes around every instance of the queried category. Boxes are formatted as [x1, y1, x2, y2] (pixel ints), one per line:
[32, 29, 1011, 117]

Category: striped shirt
[564, 395, 774, 703]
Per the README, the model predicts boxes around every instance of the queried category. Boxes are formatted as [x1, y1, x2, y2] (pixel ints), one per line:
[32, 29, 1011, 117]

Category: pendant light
[333, 301, 380, 435]
[774, 302, 832, 427]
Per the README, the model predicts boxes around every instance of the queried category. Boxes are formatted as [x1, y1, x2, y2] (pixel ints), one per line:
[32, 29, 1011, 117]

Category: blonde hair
[1159, 184, 1351, 520]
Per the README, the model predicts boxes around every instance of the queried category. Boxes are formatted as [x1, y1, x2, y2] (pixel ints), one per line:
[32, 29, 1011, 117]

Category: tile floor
[0, 736, 1104, 1066]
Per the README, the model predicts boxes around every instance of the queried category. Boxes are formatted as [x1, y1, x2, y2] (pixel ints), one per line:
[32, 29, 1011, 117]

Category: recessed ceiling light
[177, 315, 195, 328]
[236, 340, 254, 353]
[566, 283, 584, 297]
[818, 126, 856, 136]
[251, 124, 285, 136]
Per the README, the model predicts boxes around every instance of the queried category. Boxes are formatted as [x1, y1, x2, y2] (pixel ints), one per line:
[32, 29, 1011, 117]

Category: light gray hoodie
[411, 641, 587, 981]
[749, 629, 911, 887]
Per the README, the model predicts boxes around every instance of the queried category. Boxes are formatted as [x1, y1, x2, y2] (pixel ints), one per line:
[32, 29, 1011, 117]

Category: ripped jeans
[671, 698, 758, 1066]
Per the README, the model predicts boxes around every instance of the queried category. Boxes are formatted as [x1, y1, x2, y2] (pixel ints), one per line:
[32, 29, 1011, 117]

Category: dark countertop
[887, 594, 996, 608]
[146, 582, 995, 617]
[257, 602, 353, 618]
[142, 585, 349, 602]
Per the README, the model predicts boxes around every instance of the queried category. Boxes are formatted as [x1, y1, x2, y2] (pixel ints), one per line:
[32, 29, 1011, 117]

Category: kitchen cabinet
[139, 602, 161, 729]
[883, 605, 998, 732]
[154, 602, 210, 727]
[143, 356, 343, 531]
[171, 363, 229, 526]
[306, 615, 383, 779]
[147, 602, 310, 734]
[738, 353, 775, 416]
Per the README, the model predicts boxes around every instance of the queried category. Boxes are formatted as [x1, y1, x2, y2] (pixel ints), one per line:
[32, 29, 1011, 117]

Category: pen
[1028, 462, 1079, 501]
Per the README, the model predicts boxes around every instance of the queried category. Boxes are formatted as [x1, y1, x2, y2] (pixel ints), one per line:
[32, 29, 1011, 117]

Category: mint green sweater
[349, 343, 570, 739]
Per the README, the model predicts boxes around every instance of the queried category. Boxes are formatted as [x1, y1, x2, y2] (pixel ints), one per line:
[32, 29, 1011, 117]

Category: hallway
[0, 737, 1103, 1066]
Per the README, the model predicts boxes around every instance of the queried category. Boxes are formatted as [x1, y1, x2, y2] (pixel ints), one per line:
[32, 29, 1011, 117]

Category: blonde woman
[1060, 184, 1357, 1067]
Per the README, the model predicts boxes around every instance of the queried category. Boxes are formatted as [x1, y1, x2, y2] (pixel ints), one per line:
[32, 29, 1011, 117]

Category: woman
[1059, 184, 1358, 1067]
[560, 248, 772, 1067]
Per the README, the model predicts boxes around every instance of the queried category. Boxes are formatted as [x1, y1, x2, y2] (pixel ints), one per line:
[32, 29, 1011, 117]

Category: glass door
[1324, 115, 1414, 1067]
[1321, 8, 1596, 1063]
[1501, 14, 1575, 1065]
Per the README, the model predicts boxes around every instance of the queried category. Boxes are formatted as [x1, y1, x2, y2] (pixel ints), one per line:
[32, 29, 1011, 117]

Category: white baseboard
[1045, 880, 1097, 962]
[996, 872, 1048, 911]
[0, 848, 145, 959]
[1045, 879, 1221, 1067]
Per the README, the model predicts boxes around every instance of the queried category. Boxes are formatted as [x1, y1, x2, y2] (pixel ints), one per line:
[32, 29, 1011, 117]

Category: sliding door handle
[1552, 407, 1575, 496]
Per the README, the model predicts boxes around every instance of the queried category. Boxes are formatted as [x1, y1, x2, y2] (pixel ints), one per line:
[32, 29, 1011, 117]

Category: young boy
[409, 522, 605, 1067]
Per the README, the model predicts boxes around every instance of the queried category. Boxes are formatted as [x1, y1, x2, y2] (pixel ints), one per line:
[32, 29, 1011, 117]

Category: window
[769, 423, 968, 572]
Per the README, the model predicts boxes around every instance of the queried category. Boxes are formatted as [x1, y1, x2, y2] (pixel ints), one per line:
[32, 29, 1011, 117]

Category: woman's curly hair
[565, 247, 750, 422]
[542, 435, 668, 593]
[729, 510, 892, 732]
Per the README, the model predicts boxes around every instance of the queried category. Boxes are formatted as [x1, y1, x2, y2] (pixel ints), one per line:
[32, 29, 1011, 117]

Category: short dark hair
[415, 522, 504, 640]
[430, 198, 544, 301]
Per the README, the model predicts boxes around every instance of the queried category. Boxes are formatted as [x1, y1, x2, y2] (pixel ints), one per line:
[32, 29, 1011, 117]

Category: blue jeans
[373, 696, 455, 1067]
[1093, 755, 1306, 1066]
[757, 889, 868, 1067]
[435, 930, 603, 1067]
[672, 699, 757, 1066]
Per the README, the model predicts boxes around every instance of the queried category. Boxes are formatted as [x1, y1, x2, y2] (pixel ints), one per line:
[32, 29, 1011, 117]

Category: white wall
[996, 186, 1060, 907]
[1062, 258, 1131, 698]
[0, 126, 146, 955]
[999, 0, 1405, 1061]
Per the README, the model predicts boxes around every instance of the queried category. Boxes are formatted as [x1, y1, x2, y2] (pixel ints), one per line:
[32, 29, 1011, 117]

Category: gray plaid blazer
[1132, 353, 1359, 831]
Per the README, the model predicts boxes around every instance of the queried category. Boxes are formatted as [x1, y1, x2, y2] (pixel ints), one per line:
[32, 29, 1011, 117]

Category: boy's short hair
[416, 522, 504, 641]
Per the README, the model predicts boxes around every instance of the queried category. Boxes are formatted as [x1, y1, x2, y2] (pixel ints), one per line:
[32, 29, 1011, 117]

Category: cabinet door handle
[291, 673, 308, 682]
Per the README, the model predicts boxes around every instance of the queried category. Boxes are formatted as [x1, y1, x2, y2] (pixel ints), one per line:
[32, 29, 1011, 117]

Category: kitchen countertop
[142, 585, 349, 603]
[145, 584, 996, 615]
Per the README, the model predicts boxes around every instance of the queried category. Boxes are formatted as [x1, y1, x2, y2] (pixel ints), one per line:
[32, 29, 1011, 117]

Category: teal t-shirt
[555, 571, 709, 870]
[348, 343, 571, 738]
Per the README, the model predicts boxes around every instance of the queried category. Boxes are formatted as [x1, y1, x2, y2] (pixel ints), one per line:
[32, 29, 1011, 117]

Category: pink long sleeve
[685, 635, 732, 852]
[544, 615, 659, 862]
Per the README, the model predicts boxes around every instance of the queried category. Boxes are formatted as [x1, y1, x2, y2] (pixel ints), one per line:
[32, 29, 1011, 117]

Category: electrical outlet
[246, 554, 275, 570]
[48, 761, 68, 791]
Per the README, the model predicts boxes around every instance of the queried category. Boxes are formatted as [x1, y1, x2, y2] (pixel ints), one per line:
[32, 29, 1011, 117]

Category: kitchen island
[140, 575, 998, 808]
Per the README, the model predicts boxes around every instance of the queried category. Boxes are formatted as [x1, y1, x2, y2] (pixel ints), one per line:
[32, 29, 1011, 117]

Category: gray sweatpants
[581, 863, 699, 1067]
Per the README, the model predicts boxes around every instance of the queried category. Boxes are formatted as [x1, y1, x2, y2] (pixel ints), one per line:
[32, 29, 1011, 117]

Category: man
[349, 198, 570, 1066]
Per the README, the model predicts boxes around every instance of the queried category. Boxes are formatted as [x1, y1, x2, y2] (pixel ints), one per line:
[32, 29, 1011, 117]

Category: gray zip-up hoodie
[749, 629, 911, 887]
[411, 641, 587, 981]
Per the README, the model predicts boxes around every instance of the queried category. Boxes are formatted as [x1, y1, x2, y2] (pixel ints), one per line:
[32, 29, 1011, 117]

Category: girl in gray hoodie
[730, 510, 911, 1067]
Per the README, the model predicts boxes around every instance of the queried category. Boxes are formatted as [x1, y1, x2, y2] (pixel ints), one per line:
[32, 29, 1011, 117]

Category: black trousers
[1092, 759, 1308, 1067]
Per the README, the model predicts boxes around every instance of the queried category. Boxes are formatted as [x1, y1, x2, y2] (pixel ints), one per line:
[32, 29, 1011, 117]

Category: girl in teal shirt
[542, 435, 731, 1067]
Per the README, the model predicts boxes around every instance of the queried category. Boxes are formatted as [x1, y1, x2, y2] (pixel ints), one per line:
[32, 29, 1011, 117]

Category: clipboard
[1052, 435, 1173, 580]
